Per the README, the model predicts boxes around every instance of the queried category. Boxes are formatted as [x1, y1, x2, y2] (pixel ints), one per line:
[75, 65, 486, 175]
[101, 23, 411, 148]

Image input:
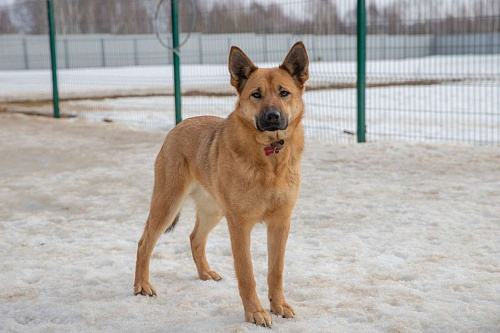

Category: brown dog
[134, 41, 309, 327]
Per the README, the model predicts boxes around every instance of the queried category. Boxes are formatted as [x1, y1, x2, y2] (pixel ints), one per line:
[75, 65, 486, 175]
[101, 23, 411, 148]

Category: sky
[0, 0, 484, 21]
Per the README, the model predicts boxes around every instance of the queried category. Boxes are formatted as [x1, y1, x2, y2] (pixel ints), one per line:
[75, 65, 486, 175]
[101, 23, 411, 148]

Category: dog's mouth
[255, 118, 288, 132]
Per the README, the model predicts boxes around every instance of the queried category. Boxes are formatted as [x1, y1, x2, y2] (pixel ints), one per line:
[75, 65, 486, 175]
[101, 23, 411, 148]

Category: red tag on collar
[264, 140, 285, 156]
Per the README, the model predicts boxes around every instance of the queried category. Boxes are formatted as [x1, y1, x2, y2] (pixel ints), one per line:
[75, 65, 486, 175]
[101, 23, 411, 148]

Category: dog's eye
[252, 92, 261, 99]
[280, 90, 290, 97]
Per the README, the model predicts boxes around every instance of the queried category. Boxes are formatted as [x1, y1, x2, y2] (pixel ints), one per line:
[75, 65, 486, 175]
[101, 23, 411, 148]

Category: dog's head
[228, 42, 309, 143]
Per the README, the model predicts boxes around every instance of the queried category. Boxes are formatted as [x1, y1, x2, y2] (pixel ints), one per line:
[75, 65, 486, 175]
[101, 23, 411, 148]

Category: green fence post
[356, 0, 366, 142]
[171, 0, 182, 125]
[47, 0, 60, 119]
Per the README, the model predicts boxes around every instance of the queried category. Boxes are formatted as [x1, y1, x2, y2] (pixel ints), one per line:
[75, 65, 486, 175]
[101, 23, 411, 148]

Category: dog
[134, 41, 309, 327]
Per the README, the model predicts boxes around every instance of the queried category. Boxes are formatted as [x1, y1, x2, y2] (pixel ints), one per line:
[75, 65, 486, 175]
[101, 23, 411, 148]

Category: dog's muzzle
[256, 108, 288, 132]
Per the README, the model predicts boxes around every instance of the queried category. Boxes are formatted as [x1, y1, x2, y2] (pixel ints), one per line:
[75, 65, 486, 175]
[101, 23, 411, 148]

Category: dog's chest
[227, 167, 300, 216]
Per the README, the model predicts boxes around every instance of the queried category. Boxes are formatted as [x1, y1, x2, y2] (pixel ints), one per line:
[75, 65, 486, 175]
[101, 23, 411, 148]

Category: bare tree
[307, 0, 343, 34]
[11, 0, 47, 34]
[384, 4, 403, 34]
[0, 8, 18, 33]
[367, 2, 381, 34]
[2, 0, 499, 35]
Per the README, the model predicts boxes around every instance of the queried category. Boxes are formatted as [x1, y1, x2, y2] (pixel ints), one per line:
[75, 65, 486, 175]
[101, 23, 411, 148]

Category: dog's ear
[280, 41, 309, 88]
[228, 46, 257, 94]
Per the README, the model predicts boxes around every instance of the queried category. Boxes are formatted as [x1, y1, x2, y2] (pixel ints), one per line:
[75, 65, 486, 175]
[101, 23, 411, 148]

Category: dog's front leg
[267, 218, 296, 319]
[227, 218, 272, 327]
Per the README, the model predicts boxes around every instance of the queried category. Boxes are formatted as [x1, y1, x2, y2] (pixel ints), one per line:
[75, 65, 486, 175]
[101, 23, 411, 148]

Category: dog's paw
[270, 300, 295, 319]
[246, 309, 272, 328]
[199, 270, 222, 281]
[134, 282, 157, 297]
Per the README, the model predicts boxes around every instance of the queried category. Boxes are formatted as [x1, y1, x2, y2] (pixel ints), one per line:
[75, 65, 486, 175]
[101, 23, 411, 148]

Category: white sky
[0, 0, 480, 20]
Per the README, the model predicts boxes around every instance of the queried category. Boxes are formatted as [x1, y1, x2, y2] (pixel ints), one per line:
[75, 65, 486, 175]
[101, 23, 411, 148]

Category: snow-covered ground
[38, 82, 497, 145]
[0, 55, 498, 102]
[1, 113, 499, 332]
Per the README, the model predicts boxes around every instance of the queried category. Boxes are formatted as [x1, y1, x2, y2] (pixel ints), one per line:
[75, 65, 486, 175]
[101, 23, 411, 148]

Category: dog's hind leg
[190, 186, 222, 281]
[134, 154, 191, 296]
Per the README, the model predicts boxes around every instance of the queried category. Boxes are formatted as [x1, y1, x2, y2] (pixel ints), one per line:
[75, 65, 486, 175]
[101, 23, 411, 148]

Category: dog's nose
[265, 109, 281, 123]
[257, 108, 287, 132]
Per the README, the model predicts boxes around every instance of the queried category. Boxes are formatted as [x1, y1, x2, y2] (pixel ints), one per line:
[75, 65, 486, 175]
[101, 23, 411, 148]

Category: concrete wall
[433, 33, 500, 55]
[0, 33, 498, 70]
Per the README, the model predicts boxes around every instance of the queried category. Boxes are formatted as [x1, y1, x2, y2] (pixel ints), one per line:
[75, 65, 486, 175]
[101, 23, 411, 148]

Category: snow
[21, 82, 495, 145]
[0, 55, 498, 103]
[1, 113, 499, 332]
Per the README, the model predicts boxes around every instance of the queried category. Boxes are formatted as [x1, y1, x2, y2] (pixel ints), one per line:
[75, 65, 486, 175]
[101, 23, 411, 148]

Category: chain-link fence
[0, 0, 499, 145]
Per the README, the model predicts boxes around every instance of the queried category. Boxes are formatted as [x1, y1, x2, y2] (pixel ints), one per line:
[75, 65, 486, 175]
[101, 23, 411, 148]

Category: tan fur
[134, 42, 309, 327]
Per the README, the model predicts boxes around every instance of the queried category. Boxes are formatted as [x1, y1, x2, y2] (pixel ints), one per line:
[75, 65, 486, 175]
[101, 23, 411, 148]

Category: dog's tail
[164, 213, 180, 233]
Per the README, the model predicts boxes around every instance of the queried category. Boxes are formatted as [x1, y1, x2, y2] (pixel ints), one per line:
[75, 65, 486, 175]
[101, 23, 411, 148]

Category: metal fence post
[64, 39, 70, 68]
[22, 38, 29, 70]
[101, 38, 106, 67]
[263, 35, 268, 62]
[198, 34, 203, 64]
[46, 0, 60, 118]
[356, 0, 366, 142]
[133, 38, 139, 66]
[171, 0, 182, 125]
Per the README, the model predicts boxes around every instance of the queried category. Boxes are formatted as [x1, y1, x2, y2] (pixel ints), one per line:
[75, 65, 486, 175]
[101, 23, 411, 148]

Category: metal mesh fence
[0, 0, 499, 145]
[364, 2, 500, 144]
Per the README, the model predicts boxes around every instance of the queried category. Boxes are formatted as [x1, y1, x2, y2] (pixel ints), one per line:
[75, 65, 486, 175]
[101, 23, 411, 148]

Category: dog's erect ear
[280, 41, 309, 88]
[228, 46, 258, 94]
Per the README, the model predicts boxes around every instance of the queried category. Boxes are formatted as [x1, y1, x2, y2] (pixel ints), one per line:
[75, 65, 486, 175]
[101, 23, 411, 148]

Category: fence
[3, 32, 500, 70]
[0, 0, 499, 145]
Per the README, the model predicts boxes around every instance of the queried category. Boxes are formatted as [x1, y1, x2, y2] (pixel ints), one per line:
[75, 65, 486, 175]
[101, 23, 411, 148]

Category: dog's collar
[264, 140, 285, 156]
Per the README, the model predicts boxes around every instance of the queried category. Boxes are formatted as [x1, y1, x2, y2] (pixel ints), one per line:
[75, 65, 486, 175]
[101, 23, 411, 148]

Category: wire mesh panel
[365, 0, 500, 145]
[50, 0, 175, 130]
[0, 0, 53, 105]
[175, 0, 359, 143]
